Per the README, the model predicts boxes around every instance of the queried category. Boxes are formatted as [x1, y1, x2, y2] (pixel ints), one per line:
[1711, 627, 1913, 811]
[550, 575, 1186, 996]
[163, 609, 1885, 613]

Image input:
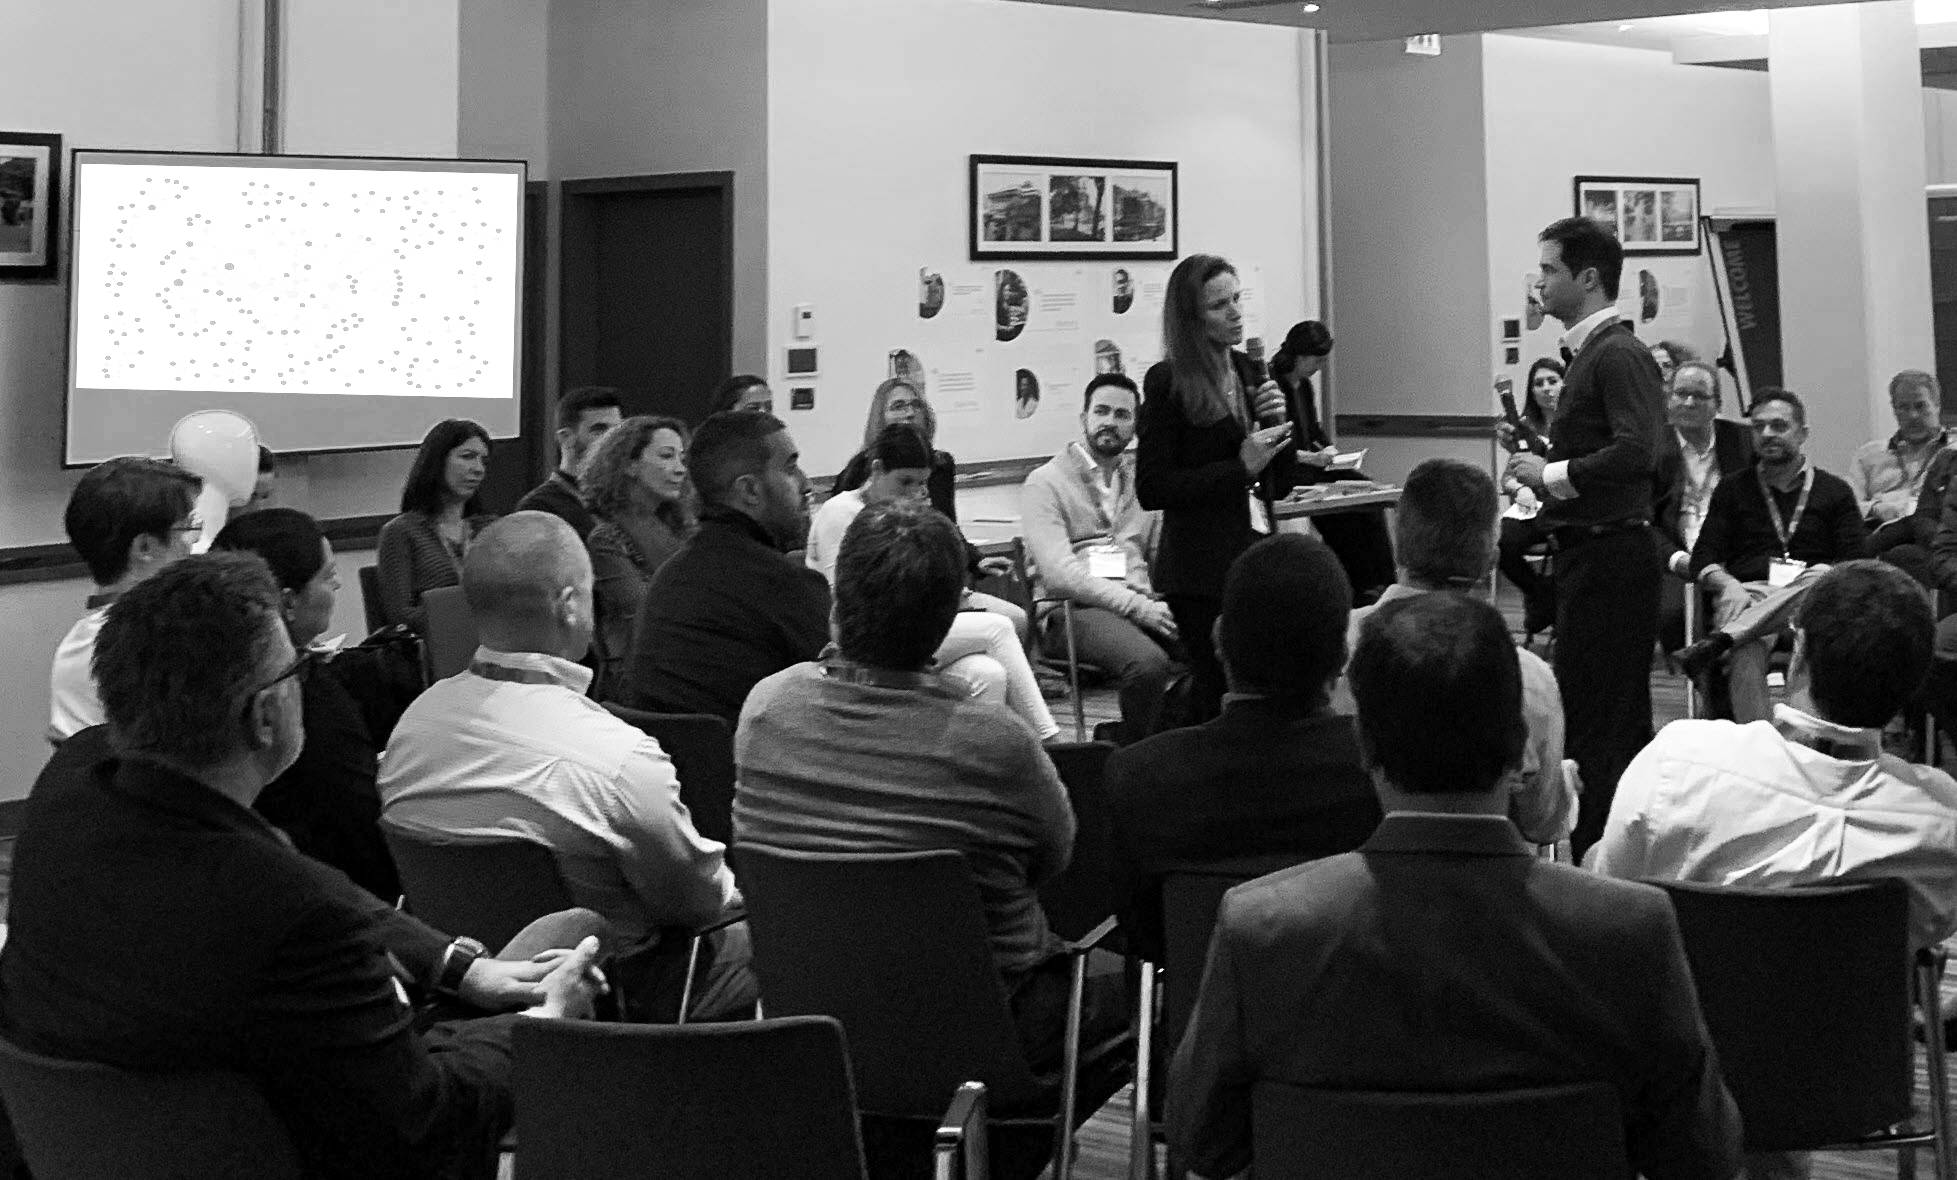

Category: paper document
[1329, 449, 1367, 470]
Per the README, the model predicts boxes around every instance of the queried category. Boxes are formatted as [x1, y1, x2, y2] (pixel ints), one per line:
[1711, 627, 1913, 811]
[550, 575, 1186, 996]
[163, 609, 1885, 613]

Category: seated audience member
[1649, 339, 1700, 387]
[1269, 319, 1397, 602]
[244, 445, 278, 513]
[1021, 373, 1179, 742]
[376, 418, 496, 634]
[1652, 360, 1754, 653]
[1171, 592, 1741, 1180]
[1339, 459, 1577, 847]
[1873, 444, 1957, 593]
[582, 415, 696, 699]
[213, 508, 398, 900]
[735, 500, 1120, 1066]
[1107, 533, 1379, 960]
[50, 456, 202, 742]
[516, 385, 622, 541]
[1496, 356, 1564, 638]
[380, 513, 753, 1020]
[705, 374, 774, 418]
[0, 553, 606, 1179]
[1676, 389, 1867, 723]
[809, 423, 1059, 740]
[624, 412, 829, 721]
[1851, 369, 1948, 533]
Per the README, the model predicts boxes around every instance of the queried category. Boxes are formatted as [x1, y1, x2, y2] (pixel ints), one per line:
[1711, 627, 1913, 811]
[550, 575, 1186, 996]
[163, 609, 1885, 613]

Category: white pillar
[1769, 0, 1933, 468]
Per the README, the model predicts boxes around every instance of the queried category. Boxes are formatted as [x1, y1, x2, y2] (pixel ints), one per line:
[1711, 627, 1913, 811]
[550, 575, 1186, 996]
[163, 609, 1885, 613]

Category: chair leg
[1054, 951, 1088, 1180]
[678, 934, 703, 1025]
[1063, 602, 1086, 743]
[1130, 965, 1158, 1180]
[1683, 583, 1700, 720]
[1919, 952, 1952, 1180]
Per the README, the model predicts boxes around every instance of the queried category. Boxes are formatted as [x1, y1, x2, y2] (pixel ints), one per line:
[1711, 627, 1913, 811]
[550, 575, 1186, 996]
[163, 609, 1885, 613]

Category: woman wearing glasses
[214, 508, 398, 901]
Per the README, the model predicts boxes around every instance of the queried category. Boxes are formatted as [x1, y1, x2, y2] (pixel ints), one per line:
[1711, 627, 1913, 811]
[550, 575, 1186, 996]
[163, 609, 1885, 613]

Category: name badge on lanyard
[1086, 544, 1126, 580]
[1759, 466, 1815, 589]
[1768, 557, 1807, 588]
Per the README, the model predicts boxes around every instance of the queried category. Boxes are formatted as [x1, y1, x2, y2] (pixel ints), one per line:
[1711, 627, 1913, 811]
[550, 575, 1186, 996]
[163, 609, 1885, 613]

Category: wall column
[1769, 0, 1932, 465]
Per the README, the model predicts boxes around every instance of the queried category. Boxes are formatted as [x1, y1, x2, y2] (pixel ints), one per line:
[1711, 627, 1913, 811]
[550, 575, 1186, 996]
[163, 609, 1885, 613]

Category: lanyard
[1756, 466, 1814, 557]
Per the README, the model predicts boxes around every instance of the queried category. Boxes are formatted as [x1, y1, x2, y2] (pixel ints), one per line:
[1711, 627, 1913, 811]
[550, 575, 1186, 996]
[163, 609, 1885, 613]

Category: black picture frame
[970, 154, 1177, 262]
[0, 131, 61, 280]
[1572, 174, 1702, 256]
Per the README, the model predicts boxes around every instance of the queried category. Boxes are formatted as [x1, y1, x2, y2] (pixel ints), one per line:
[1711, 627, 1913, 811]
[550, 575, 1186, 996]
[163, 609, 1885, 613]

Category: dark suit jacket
[1170, 813, 1742, 1180]
[0, 746, 512, 1179]
[1651, 418, 1754, 564]
[1541, 320, 1665, 529]
[515, 470, 595, 541]
[1922, 450, 1957, 594]
[1137, 352, 1302, 599]
[1105, 698, 1381, 960]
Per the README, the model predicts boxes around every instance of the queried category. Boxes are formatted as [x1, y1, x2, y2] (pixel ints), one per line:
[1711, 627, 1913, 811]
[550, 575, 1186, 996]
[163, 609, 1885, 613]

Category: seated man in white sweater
[1021, 373, 1180, 742]
[808, 424, 1060, 741]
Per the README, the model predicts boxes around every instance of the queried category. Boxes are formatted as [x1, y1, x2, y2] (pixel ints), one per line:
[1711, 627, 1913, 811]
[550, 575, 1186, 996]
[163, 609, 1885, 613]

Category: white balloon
[168, 410, 260, 552]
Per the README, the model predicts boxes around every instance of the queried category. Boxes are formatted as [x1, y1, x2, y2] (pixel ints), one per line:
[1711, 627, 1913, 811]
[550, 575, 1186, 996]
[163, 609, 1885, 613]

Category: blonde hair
[861, 377, 937, 452]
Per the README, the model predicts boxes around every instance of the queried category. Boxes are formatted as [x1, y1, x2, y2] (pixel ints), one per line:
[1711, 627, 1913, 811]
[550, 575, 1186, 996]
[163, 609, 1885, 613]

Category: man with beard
[1676, 389, 1867, 723]
[1022, 373, 1179, 742]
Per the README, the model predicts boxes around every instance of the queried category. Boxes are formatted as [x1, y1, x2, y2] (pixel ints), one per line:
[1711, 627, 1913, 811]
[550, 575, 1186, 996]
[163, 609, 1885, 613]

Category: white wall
[766, 0, 1317, 478]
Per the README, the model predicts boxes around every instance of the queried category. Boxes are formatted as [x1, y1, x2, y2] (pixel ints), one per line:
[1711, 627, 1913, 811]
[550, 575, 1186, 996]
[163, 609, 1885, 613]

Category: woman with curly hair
[582, 415, 696, 697]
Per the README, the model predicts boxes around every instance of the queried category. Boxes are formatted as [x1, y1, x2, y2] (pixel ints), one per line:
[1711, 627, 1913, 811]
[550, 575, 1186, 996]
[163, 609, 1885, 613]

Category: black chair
[0, 1034, 302, 1179]
[1038, 740, 1117, 942]
[382, 826, 576, 952]
[736, 845, 1130, 1180]
[512, 1014, 988, 1179]
[419, 584, 478, 682]
[358, 564, 385, 635]
[605, 704, 737, 849]
[1249, 1082, 1630, 1179]
[1036, 598, 1109, 742]
[1652, 878, 1950, 1175]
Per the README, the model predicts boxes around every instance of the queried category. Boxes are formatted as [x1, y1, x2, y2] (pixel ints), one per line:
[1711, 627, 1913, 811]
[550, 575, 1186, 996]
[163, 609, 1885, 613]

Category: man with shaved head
[380, 512, 754, 1021]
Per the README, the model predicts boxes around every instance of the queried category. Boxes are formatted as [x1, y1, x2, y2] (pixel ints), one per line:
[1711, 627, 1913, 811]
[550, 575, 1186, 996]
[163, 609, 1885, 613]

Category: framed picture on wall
[970, 154, 1178, 261]
[0, 132, 61, 280]
[1572, 175, 1701, 255]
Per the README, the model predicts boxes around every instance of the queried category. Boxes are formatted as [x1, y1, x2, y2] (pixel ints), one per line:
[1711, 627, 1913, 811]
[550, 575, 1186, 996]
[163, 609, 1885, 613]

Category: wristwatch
[434, 936, 487, 999]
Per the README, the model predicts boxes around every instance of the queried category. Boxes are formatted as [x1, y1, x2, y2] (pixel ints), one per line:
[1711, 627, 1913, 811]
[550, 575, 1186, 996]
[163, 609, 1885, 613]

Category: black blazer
[1137, 352, 1301, 598]
[1541, 319, 1665, 529]
[1650, 418, 1754, 563]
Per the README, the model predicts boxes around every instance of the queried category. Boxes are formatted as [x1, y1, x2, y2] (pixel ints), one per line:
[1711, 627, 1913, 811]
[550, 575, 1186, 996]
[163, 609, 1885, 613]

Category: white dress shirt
[48, 605, 109, 743]
[1541, 306, 1624, 502]
[1588, 703, 1957, 952]
[804, 486, 865, 585]
[378, 646, 737, 943]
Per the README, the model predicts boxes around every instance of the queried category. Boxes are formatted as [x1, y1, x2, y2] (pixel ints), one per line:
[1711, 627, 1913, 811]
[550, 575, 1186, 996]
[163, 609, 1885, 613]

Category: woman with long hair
[582, 415, 697, 698]
[704, 374, 773, 418]
[1498, 356, 1566, 639]
[375, 418, 494, 633]
[1136, 253, 1300, 722]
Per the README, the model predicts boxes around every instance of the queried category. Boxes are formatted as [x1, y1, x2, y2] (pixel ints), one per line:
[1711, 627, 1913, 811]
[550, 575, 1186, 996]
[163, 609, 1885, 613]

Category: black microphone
[1244, 337, 1285, 428]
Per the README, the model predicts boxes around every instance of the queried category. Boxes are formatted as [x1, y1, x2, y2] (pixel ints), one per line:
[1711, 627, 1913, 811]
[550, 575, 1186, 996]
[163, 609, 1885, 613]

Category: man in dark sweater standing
[1502, 216, 1665, 858]
[1676, 389, 1867, 723]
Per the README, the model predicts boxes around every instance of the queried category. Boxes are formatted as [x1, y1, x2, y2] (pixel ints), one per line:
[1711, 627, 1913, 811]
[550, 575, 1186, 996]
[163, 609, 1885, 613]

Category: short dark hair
[556, 386, 622, 433]
[212, 507, 326, 594]
[1397, 459, 1497, 587]
[1349, 592, 1526, 795]
[94, 552, 286, 767]
[1750, 387, 1806, 427]
[1890, 369, 1940, 404]
[707, 375, 770, 418]
[869, 422, 931, 471]
[833, 500, 965, 670]
[1280, 319, 1334, 359]
[256, 445, 275, 474]
[1081, 372, 1139, 414]
[64, 457, 202, 585]
[1218, 534, 1351, 700]
[400, 419, 491, 516]
[1540, 215, 1625, 300]
[1795, 560, 1934, 727]
[690, 410, 786, 506]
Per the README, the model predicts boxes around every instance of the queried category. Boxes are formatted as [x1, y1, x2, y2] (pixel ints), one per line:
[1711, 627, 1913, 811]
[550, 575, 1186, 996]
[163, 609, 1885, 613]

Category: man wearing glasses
[49, 457, 203, 743]
[1651, 361, 1753, 654]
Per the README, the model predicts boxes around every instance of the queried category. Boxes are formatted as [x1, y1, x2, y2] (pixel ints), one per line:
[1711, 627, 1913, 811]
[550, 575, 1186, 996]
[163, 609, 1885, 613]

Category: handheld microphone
[1496, 376, 1549, 456]
[1244, 337, 1286, 428]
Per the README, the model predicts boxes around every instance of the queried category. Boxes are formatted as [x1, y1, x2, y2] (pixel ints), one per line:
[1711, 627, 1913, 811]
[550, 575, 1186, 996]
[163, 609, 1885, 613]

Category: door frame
[557, 171, 736, 415]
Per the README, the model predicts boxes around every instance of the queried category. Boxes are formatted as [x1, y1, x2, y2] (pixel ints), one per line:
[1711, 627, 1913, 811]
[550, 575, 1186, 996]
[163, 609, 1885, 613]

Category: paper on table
[1330, 448, 1366, 470]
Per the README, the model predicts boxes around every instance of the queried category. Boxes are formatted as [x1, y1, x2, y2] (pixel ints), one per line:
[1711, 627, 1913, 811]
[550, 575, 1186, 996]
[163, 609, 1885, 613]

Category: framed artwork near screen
[970, 154, 1177, 261]
[1573, 175, 1702, 256]
[0, 132, 61, 280]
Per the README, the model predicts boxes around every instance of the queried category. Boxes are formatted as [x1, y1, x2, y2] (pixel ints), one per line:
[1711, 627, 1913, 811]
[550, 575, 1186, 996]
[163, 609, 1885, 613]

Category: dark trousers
[1043, 606, 1179, 742]
[1315, 510, 1397, 602]
[1554, 525, 1660, 859]
[1498, 516, 1556, 631]
[1165, 595, 1224, 726]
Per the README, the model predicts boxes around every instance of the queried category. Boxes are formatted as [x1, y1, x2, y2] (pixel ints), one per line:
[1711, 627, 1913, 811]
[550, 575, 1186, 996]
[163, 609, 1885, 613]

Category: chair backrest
[1250, 1081, 1630, 1180]
[0, 1035, 303, 1180]
[1160, 858, 1315, 1054]
[513, 1015, 867, 1180]
[420, 585, 479, 681]
[1038, 740, 1115, 942]
[605, 705, 736, 848]
[735, 844, 1046, 1113]
[358, 565, 385, 635]
[382, 827, 575, 950]
[1651, 877, 1913, 1151]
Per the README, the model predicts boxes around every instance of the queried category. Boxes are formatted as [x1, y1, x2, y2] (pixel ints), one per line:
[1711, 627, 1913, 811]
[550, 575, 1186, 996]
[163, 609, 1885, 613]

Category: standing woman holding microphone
[1138, 253, 1299, 723]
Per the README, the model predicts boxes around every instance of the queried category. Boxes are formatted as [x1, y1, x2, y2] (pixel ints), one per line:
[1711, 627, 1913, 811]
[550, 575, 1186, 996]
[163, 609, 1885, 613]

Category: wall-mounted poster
[0, 131, 61, 280]
[1572, 175, 1702, 255]
[971, 154, 1177, 261]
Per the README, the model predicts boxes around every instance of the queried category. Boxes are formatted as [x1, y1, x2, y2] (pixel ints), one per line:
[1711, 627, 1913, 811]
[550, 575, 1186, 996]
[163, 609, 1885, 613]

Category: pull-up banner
[1706, 217, 1782, 412]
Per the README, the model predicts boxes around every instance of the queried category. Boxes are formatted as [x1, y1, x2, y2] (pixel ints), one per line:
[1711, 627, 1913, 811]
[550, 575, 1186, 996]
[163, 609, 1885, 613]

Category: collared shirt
[1850, 428, 1951, 524]
[804, 486, 866, 586]
[1541, 307, 1630, 502]
[48, 601, 112, 743]
[378, 646, 737, 943]
[1020, 439, 1160, 619]
[1675, 428, 1721, 553]
[1588, 703, 1957, 952]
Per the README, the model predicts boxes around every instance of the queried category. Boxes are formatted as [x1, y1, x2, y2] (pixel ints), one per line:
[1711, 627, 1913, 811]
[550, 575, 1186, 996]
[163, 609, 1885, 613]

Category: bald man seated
[379, 512, 755, 1022]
